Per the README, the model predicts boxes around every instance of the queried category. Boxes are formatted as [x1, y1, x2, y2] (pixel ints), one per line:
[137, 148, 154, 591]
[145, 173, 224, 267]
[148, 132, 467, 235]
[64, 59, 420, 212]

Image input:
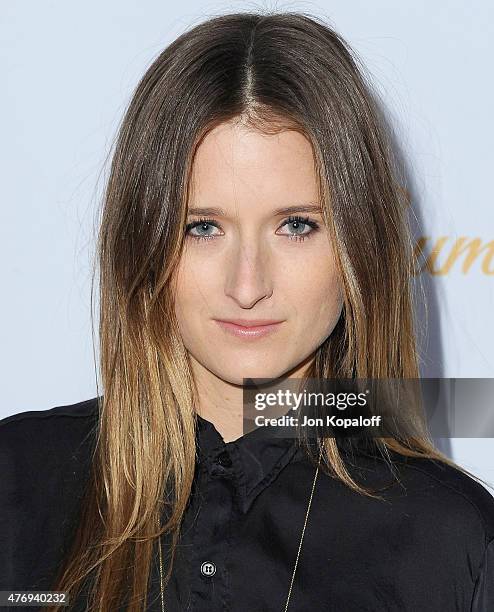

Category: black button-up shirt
[1, 397, 494, 611]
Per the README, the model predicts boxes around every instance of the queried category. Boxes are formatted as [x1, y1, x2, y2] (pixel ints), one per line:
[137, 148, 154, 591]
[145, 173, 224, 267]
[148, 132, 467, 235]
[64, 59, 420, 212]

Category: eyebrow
[187, 204, 323, 217]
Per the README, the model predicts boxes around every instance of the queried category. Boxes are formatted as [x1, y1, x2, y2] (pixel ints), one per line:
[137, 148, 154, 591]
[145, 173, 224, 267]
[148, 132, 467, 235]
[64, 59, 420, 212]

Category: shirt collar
[194, 413, 300, 514]
[193, 412, 378, 514]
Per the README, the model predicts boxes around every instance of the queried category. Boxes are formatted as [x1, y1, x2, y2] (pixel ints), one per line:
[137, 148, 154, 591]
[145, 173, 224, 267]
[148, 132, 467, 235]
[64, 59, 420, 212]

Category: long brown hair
[48, 11, 490, 611]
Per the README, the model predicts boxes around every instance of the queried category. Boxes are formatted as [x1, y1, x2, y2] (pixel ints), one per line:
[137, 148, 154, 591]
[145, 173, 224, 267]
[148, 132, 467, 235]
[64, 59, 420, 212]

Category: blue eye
[278, 215, 320, 242]
[184, 218, 221, 241]
[184, 215, 320, 242]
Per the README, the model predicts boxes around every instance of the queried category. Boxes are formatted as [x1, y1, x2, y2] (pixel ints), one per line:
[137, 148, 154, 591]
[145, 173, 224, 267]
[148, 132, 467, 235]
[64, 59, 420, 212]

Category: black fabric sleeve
[471, 537, 494, 611]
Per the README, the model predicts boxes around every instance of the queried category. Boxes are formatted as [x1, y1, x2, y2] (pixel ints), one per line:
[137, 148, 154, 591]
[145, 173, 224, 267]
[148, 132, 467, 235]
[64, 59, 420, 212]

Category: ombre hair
[47, 11, 488, 611]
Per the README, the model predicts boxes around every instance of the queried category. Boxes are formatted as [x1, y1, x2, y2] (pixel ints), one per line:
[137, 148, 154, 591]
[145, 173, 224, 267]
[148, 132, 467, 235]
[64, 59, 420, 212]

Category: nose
[223, 239, 273, 309]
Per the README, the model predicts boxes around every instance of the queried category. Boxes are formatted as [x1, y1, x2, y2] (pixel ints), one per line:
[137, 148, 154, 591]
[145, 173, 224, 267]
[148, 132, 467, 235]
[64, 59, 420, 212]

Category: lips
[213, 318, 284, 339]
[215, 318, 284, 328]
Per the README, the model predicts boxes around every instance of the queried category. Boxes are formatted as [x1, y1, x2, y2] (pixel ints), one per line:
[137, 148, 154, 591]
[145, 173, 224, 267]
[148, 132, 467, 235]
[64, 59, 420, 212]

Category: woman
[1, 11, 493, 612]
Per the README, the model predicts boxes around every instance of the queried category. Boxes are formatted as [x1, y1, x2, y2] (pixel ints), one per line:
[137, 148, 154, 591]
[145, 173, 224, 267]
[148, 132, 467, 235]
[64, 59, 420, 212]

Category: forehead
[188, 121, 320, 212]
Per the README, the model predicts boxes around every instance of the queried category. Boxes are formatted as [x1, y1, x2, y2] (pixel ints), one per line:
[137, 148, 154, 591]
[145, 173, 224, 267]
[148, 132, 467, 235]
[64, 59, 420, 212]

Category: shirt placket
[188, 444, 237, 611]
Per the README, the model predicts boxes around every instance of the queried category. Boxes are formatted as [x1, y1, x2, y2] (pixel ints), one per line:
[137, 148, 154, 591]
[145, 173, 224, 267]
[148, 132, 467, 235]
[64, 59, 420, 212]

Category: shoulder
[0, 398, 100, 589]
[381, 452, 494, 595]
[349, 450, 494, 605]
[0, 396, 100, 476]
[342, 441, 494, 535]
[0, 395, 100, 433]
[347, 442, 494, 540]
[394, 454, 494, 541]
[342, 445, 494, 568]
[0, 395, 100, 429]
[395, 455, 494, 609]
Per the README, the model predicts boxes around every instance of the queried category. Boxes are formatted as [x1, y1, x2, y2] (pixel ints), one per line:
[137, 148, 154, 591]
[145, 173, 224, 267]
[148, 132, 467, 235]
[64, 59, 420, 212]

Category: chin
[219, 366, 288, 386]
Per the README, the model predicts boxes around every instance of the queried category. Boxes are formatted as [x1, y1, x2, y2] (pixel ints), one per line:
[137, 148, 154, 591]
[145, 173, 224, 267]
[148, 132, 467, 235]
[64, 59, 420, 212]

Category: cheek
[318, 271, 344, 322]
[173, 258, 197, 331]
[173, 252, 219, 328]
[288, 258, 343, 336]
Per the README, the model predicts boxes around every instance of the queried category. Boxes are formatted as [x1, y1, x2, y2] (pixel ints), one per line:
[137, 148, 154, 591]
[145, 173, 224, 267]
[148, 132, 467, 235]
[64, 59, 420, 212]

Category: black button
[216, 450, 232, 467]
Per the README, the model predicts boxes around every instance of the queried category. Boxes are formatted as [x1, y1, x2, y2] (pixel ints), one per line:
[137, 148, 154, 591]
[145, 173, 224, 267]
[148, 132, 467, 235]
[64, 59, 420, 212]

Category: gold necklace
[157, 446, 323, 612]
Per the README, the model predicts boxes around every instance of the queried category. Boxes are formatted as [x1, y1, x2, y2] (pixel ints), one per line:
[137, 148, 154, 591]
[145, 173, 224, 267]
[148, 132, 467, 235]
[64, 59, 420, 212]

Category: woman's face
[173, 120, 344, 386]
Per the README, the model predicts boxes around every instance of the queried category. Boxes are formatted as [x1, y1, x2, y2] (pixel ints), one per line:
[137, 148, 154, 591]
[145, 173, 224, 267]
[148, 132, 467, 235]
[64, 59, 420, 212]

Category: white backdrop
[1, 1, 493, 490]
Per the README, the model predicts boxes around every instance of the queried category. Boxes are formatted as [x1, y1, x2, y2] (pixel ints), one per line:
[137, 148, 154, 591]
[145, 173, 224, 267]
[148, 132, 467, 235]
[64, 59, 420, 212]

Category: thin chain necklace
[157, 446, 323, 612]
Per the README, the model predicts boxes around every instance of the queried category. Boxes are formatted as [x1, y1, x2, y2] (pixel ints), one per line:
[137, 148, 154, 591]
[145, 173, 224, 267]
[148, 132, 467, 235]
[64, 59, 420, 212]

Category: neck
[190, 354, 314, 443]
